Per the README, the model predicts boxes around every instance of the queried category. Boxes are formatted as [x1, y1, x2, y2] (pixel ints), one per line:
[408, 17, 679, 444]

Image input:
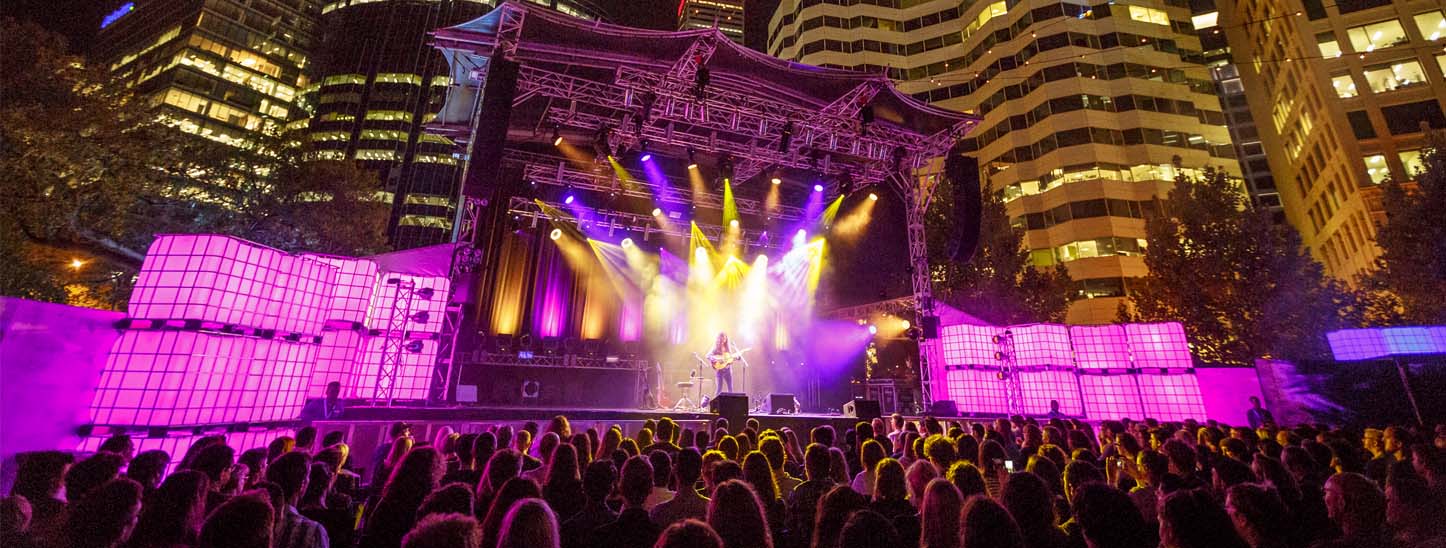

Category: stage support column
[901, 171, 939, 411]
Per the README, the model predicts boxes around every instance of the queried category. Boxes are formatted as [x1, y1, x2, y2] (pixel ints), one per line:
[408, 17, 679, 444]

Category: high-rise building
[679, 0, 746, 43]
[768, 0, 1241, 324]
[1193, 1, 1284, 221]
[302, 0, 493, 249]
[1213, 0, 1445, 280]
[94, 0, 319, 148]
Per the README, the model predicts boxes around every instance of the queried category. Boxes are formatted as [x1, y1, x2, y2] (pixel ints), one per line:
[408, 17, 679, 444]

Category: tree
[1, 19, 389, 308]
[1359, 131, 1446, 325]
[1121, 165, 1363, 365]
[927, 176, 1073, 325]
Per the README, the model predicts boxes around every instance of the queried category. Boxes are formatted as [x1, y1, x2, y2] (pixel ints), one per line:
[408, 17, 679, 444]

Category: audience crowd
[4, 411, 1446, 548]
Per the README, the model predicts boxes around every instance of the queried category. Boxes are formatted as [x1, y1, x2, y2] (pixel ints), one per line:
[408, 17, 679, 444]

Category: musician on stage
[707, 332, 739, 397]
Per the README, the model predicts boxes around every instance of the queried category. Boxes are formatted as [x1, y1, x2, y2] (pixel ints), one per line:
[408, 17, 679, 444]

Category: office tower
[768, 0, 1241, 324]
[679, 0, 746, 44]
[1193, 1, 1284, 221]
[1213, 0, 1445, 280]
[94, 0, 319, 148]
[303, 0, 493, 249]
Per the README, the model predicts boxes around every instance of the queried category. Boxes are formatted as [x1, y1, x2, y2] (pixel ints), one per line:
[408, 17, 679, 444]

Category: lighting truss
[376, 278, 417, 406]
[504, 149, 805, 221]
[506, 196, 788, 250]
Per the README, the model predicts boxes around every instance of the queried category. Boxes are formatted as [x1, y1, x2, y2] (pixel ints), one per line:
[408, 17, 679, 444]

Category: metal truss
[822, 296, 916, 323]
[994, 330, 1026, 417]
[376, 279, 416, 406]
[430, 302, 464, 403]
[465, 351, 649, 370]
[506, 197, 789, 250]
[504, 149, 805, 221]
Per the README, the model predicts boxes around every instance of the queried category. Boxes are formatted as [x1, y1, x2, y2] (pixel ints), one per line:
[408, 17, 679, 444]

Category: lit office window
[374, 73, 422, 85]
[365, 110, 412, 122]
[1317, 32, 1343, 57]
[359, 129, 408, 141]
[1331, 74, 1358, 98]
[356, 149, 400, 161]
[1399, 149, 1425, 176]
[1362, 60, 1428, 92]
[1364, 154, 1390, 183]
[1128, 5, 1171, 26]
[1415, 10, 1445, 41]
[1347, 19, 1408, 52]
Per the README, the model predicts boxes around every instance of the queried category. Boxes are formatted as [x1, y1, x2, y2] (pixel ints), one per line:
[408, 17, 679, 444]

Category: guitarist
[707, 332, 740, 397]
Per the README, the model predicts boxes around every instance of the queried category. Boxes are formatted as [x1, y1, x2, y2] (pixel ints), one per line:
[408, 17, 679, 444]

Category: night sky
[3, 0, 783, 53]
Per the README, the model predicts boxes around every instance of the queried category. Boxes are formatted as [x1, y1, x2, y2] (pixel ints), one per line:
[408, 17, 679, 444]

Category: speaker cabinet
[930, 400, 959, 417]
[768, 393, 798, 414]
[710, 393, 750, 426]
[843, 398, 882, 421]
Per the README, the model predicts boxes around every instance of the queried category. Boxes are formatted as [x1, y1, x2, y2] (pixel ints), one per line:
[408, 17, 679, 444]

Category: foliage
[1358, 131, 1446, 325]
[0, 19, 389, 308]
[926, 174, 1073, 325]
[1121, 165, 1364, 365]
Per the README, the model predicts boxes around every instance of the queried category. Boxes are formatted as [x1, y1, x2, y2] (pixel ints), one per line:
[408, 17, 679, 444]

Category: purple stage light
[640, 153, 652, 162]
[813, 184, 823, 192]
[564, 194, 575, 205]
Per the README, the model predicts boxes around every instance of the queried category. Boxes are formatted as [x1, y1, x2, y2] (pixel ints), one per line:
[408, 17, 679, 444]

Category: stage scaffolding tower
[431, 1, 978, 407]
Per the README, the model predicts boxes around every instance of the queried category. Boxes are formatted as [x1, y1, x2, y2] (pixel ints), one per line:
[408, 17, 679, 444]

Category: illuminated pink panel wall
[1126, 323, 1193, 369]
[940, 324, 999, 366]
[1010, 324, 1072, 368]
[92, 331, 257, 427]
[1079, 374, 1144, 419]
[305, 255, 379, 325]
[79, 429, 294, 471]
[1018, 370, 1083, 415]
[309, 329, 362, 397]
[237, 339, 316, 423]
[129, 235, 336, 334]
[350, 336, 437, 400]
[1069, 325, 1132, 369]
[1137, 373, 1208, 421]
[943, 369, 1009, 415]
[364, 275, 451, 333]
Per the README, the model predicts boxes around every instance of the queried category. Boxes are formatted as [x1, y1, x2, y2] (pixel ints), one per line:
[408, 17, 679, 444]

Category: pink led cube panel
[1069, 325, 1132, 369]
[943, 369, 1009, 416]
[129, 235, 337, 335]
[1017, 370, 1083, 415]
[1136, 372, 1208, 422]
[1008, 324, 1073, 368]
[304, 254, 379, 325]
[1126, 323, 1193, 370]
[940, 324, 1000, 366]
[90, 331, 317, 427]
[309, 329, 363, 397]
[235, 338, 317, 423]
[350, 335, 437, 400]
[1079, 374, 1144, 419]
[365, 274, 451, 334]
[79, 429, 293, 472]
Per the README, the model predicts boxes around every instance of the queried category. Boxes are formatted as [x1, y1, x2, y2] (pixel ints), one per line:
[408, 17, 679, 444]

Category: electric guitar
[696, 347, 752, 371]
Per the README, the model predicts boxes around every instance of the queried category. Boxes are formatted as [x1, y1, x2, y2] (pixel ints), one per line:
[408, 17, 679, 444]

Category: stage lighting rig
[778, 121, 794, 153]
[639, 139, 652, 162]
[687, 147, 698, 170]
[551, 126, 562, 146]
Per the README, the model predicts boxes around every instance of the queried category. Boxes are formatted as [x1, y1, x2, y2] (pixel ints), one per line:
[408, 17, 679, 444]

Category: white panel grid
[309, 329, 363, 397]
[1126, 323, 1193, 369]
[351, 335, 437, 400]
[1079, 374, 1144, 419]
[1069, 325, 1132, 369]
[940, 324, 999, 366]
[128, 235, 336, 334]
[1011, 324, 1073, 368]
[1018, 370, 1084, 416]
[944, 369, 1009, 416]
[91, 331, 256, 427]
[365, 274, 451, 333]
[1137, 373, 1208, 422]
[305, 255, 379, 324]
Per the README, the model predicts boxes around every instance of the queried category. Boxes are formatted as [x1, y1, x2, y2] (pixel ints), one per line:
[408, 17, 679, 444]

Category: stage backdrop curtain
[574, 257, 618, 340]
[532, 240, 573, 338]
[489, 231, 534, 335]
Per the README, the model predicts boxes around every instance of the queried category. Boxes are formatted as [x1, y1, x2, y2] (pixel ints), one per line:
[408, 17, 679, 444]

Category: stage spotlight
[778, 121, 794, 153]
[868, 192, 878, 201]
[652, 207, 663, 216]
[549, 228, 563, 241]
[621, 237, 634, 248]
[902, 319, 911, 330]
[564, 194, 575, 205]
[771, 176, 782, 185]
[868, 325, 878, 335]
[813, 183, 824, 192]
[687, 147, 698, 170]
[729, 219, 739, 228]
[551, 126, 562, 146]
[640, 153, 652, 162]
